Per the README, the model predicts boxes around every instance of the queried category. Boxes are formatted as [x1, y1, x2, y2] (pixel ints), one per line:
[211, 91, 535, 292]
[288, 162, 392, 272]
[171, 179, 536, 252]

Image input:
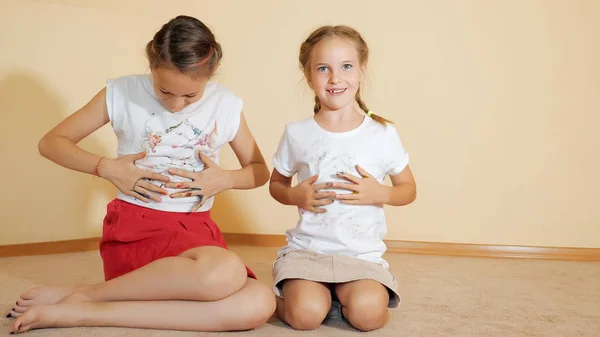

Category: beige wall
[1, 0, 598, 247]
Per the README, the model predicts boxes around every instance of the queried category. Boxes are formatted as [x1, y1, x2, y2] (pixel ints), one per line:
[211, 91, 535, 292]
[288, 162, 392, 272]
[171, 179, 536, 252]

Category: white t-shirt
[273, 116, 410, 267]
[106, 74, 243, 212]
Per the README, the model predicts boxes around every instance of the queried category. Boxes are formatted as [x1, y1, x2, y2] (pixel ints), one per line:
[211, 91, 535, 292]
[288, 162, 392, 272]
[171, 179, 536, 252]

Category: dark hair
[146, 15, 222, 77]
[299, 25, 392, 125]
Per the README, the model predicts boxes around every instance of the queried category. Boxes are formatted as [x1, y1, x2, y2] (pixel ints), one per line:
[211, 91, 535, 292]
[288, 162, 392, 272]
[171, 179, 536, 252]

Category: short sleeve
[272, 126, 297, 177]
[385, 124, 410, 176]
[224, 96, 243, 143]
[105, 77, 120, 126]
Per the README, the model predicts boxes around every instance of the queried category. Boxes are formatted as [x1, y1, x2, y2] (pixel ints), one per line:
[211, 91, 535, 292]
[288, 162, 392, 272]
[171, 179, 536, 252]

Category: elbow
[268, 180, 276, 199]
[37, 134, 51, 159]
[408, 190, 417, 204]
[407, 186, 417, 204]
[395, 184, 416, 206]
[256, 164, 271, 187]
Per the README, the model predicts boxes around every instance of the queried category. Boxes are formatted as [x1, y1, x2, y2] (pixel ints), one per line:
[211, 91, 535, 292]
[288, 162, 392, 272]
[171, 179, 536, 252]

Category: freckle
[176, 183, 184, 188]
[185, 192, 192, 197]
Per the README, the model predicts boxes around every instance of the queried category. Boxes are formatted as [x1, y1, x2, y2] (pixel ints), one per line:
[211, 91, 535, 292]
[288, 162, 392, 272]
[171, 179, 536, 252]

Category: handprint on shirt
[195, 120, 218, 161]
[148, 133, 162, 153]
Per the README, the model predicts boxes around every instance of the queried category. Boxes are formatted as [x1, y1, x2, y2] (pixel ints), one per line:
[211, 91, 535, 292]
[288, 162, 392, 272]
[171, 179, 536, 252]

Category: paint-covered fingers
[191, 195, 205, 212]
[336, 172, 361, 184]
[313, 191, 336, 201]
[135, 179, 168, 198]
[129, 182, 156, 202]
[306, 205, 327, 213]
[311, 182, 333, 191]
[330, 182, 359, 193]
[169, 188, 203, 199]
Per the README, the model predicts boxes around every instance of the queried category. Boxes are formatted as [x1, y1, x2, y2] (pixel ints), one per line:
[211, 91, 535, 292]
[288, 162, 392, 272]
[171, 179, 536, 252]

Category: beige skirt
[272, 249, 401, 308]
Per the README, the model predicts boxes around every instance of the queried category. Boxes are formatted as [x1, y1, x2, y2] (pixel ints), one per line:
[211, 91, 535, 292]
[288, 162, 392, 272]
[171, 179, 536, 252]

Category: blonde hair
[299, 25, 392, 125]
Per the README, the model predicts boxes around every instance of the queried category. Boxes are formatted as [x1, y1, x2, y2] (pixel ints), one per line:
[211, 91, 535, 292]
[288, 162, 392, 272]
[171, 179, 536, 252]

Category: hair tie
[367, 110, 374, 117]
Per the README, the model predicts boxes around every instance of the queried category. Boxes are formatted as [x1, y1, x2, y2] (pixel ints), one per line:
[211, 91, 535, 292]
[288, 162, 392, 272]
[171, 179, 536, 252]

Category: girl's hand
[289, 175, 336, 213]
[99, 152, 170, 203]
[166, 152, 233, 212]
[331, 165, 390, 206]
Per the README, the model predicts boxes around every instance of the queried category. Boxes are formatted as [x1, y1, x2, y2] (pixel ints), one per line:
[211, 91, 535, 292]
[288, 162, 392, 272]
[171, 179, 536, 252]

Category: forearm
[38, 135, 104, 176]
[382, 183, 417, 206]
[269, 180, 296, 206]
[224, 162, 270, 190]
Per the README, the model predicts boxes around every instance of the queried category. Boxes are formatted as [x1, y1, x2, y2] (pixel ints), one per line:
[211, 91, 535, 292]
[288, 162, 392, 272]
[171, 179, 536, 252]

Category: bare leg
[8, 278, 276, 334]
[334, 279, 390, 331]
[275, 279, 331, 330]
[11, 246, 247, 313]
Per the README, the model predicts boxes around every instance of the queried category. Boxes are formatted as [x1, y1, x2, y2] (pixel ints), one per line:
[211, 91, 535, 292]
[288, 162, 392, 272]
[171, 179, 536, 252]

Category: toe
[10, 310, 36, 334]
[13, 305, 27, 313]
[8, 309, 22, 318]
[15, 299, 32, 307]
[20, 288, 41, 300]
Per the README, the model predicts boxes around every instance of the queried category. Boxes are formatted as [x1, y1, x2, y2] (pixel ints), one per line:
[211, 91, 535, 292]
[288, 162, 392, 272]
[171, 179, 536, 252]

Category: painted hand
[100, 152, 170, 203]
[166, 152, 232, 212]
[289, 174, 337, 213]
[331, 165, 389, 206]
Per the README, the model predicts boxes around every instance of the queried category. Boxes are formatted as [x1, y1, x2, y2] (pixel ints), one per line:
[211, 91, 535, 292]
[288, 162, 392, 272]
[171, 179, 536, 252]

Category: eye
[343, 63, 353, 70]
[317, 66, 329, 72]
[185, 94, 197, 98]
[159, 89, 171, 95]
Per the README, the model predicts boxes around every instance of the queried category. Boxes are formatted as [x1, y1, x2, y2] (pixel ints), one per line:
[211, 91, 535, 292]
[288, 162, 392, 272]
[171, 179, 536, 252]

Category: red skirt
[99, 199, 256, 281]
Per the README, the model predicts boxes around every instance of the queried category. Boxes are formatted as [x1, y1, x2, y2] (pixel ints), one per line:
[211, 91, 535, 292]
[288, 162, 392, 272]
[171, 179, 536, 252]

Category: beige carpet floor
[1, 245, 599, 336]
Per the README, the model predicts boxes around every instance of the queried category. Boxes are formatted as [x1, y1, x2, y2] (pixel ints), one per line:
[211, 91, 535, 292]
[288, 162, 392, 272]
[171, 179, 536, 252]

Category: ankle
[74, 284, 96, 298]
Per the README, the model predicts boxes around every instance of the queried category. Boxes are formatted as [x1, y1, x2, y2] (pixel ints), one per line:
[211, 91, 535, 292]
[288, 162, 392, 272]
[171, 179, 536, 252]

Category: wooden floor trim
[1, 234, 599, 261]
[0, 237, 101, 258]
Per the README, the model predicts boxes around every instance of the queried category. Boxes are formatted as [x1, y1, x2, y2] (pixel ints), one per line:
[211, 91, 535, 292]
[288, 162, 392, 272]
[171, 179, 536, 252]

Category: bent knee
[346, 309, 388, 331]
[344, 289, 389, 331]
[283, 298, 330, 330]
[190, 247, 248, 296]
[344, 300, 389, 331]
[233, 281, 276, 330]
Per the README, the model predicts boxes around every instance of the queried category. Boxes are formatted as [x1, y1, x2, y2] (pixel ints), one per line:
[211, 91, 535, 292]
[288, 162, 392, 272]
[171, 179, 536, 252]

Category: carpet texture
[1, 245, 598, 336]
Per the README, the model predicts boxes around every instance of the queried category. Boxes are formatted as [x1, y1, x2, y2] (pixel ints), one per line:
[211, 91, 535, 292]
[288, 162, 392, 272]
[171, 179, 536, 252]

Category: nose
[167, 97, 186, 112]
[328, 70, 341, 84]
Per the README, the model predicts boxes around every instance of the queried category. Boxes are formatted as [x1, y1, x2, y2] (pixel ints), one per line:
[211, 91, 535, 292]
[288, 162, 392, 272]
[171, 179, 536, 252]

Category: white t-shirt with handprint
[272, 116, 410, 267]
[106, 74, 242, 212]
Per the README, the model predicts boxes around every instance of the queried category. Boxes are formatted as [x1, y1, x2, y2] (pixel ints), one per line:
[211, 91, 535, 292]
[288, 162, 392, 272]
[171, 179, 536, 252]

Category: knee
[344, 292, 389, 331]
[237, 282, 277, 330]
[284, 297, 330, 330]
[193, 248, 247, 296]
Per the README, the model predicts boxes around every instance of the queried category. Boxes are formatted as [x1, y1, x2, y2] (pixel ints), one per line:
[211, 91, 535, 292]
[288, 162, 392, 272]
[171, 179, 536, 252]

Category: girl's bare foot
[8, 292, 94, 334]
[7, 279, 276, 334]
[8, 284, 93, 318]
